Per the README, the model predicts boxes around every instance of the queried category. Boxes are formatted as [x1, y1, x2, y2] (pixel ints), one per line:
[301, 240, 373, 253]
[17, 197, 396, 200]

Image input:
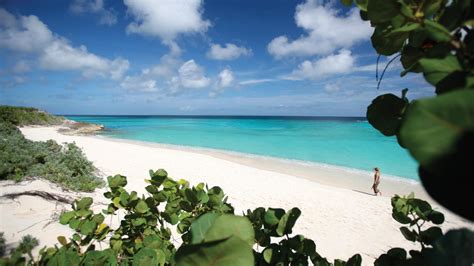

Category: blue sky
[0, 0, 433, 115]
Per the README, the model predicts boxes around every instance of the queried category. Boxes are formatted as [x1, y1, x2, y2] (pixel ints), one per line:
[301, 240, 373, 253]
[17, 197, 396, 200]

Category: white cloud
[70, 0, 118, 26]
[121, 58, 212, 95]
[267, 0, 371, 58]
[286, 49, 355, 80]
[239, 79, 277, 86]
[124, 0, 210, 43]
[207, 43, 252, 60]
[177, 60, 211, 89]
[217, 68, 234, 88]
[0, 9, 53, 53]
[120, 76, 159, 92]
[210, 68, 234, 97]
[0, 8, 129, 79]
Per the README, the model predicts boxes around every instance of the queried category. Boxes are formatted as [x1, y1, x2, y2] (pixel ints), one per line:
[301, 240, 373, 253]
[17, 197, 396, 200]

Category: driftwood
[1, 190, 74, 204]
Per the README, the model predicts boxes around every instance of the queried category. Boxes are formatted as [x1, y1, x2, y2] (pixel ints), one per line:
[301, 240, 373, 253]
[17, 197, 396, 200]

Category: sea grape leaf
[428, 210, 445, 224]
[426, 229, 474, 266]
[175, 236, 254, 266]
[367, 0, 399, 23]
[419, 56, 462, 86]
[371, 27, 408, 56]
[108, 175, 127, 189]
[76, 197, 93, 210]
[276, 208, 301, 236]
[81, 249, 117, 266]
[132, 248, 159, 266]
[398, 90, 474, 168]
[190, 213, 220, 244]
[400, 227, 417, 242]
[367, 92, 408, 136]
[59, 211, 75, 225]
[420, 227, 443, 245]
[264, 208, 285, 226]
[205, 215, 254, 245]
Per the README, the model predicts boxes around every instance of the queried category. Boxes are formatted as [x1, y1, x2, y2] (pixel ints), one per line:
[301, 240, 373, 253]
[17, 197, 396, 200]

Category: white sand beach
[1, 126, 473, 265]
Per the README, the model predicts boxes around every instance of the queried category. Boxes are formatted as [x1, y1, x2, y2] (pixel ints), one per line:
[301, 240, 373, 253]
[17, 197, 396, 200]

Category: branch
[1, 190, 74, 204]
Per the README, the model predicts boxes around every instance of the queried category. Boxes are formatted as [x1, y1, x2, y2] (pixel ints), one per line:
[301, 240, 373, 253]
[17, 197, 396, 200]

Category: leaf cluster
[344, 0, 474, 220]
[245, 207, 361, 265]
[374, 193, 474, 266]
[45, 169, 234, 265]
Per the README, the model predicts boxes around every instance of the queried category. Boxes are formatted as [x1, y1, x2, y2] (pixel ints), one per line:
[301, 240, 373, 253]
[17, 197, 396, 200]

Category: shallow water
[66, 116, 419, 180]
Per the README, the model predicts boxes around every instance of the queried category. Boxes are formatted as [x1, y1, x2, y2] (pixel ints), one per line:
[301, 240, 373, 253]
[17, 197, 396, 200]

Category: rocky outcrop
[58, 120, 104, 135]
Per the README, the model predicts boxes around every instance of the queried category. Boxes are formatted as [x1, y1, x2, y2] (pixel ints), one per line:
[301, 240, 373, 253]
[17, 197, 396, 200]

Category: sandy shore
[1, 126, 472, 264]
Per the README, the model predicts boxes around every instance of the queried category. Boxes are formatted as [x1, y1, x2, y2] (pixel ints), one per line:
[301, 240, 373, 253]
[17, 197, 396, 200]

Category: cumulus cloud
[70, 0, 118, 26]
[267, 0, 371, 58]
[124, 0, 210, 43]
[286, 49, 355, 80]
[121, 58, 213, 95]
[0, 8, 129, 80]
[178, 60, 211, 89]
[207, 43, 252, 60]
[217, 68, 234, 88]
[210, 68, 234, 97]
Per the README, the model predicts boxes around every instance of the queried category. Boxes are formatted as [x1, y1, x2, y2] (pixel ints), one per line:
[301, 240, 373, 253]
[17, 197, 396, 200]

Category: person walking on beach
[372, 167, 382, 196]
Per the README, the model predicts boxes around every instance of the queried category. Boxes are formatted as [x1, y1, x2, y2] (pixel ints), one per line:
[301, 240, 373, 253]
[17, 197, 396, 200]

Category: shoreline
[3, 126, 472, 265]
[93, 134, 429, 200]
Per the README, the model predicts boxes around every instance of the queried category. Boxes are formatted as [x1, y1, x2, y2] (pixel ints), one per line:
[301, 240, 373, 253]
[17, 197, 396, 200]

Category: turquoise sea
[66, 116, 419, 181]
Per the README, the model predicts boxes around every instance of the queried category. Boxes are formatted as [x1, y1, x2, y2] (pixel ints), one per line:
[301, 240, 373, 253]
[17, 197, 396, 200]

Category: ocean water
[66, 116, 419, 181]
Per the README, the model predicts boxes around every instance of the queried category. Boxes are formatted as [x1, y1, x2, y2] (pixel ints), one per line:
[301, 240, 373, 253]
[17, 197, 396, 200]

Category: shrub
[0, 121, 103, 191]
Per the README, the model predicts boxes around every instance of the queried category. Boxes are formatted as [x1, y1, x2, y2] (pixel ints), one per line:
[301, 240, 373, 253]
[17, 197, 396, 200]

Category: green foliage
[374, 193, 474, 265]
[0, 121, 104, 191]
[48, 169, 236, 265]
[1, 169, 354, 265]
[345, 0, 474, 220]
[0, 233, 5, 257]
[245, 207, 360, 265]
[0, 234, 39, 265]
[175, 214, 255, 266]
[0, 105, 63, 126]
[367, 89, 408, 136]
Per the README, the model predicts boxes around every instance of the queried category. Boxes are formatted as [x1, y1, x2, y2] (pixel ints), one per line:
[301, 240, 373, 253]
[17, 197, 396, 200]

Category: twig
[1, 190, 74, 204]
[377, 54, 401, 90]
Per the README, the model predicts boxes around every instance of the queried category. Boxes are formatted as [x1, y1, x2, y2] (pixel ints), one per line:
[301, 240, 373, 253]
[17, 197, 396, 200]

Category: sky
[0, 0, 433, 116]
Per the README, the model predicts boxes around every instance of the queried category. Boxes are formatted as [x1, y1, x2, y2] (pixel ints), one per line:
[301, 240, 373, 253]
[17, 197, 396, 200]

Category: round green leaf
[76, 197, 93, 210]
[276, 208, 301, 236]
[419, 55, 462, 86]
[190, 213, 220, 244]
[367, 93, 408, 136]
[400, 227, 417, 242]
[175, 236, 254, 266]
[367, 0, 399, 23]
[59, 211, 75, 225]
[428, 210, 445, 224]
[134, 200, 150, 214]
[398, 90, 474, 168]
[207, 215, 254, 245]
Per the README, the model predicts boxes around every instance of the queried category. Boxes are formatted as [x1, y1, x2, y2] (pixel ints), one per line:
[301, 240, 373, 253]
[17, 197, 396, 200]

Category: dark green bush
[0, 105, 63, 126]
[0, 121, 103, 191]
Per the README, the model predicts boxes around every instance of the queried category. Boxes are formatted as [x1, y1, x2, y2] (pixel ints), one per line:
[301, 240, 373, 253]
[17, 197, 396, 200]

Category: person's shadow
[352, 190, 376, 196]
